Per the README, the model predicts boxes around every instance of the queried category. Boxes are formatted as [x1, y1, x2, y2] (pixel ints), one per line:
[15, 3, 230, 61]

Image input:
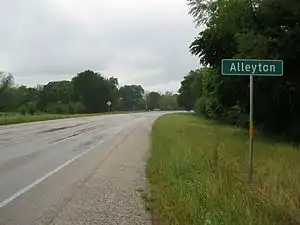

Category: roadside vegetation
[0, 111, 146, 125]
[147, 114, 300, 225]
[147, 1, 300, 224]
[178, 0, 300, 142]
[0, 113, 84, 125]
[0, 70, 179, 125]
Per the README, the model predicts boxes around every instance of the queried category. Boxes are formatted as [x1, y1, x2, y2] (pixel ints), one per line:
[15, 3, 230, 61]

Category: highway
[0, 112, 167, 225]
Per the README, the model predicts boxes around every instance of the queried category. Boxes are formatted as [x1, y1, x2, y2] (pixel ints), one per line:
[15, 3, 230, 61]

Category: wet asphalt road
[0, 112, 167, 225]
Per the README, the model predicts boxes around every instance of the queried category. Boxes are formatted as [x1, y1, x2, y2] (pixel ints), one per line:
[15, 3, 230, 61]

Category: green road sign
[222, 59, 283, 76]
[221, 58, 283, 182]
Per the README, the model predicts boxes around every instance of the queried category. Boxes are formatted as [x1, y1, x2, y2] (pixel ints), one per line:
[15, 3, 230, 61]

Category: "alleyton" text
[230, 62, 276, 74]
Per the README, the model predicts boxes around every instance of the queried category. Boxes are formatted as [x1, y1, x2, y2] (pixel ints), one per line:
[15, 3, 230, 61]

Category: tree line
[179, 0, 300, 141]
[0, 70, 179, 115]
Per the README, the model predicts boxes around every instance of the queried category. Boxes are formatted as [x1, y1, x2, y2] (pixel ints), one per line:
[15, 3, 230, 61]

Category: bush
[68, 102, 85, 114]
[195, 97, 208, 116]
[0, 112, 7, 116]
[46, 103, 70, 114]
[222, 105, 244, 125]
[18, 102, 37, 115]
[195, 95, 222, 119]
[27, 102, 37, 115]
[18, 105, 27, 115]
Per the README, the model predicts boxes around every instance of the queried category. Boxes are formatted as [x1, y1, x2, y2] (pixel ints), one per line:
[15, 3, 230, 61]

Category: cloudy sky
[0, 0, 200, 92]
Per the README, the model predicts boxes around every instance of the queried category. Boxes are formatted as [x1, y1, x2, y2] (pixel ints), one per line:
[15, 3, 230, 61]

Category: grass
[0, 111, 145, 125]
[147, 113, 300, 225]
[0, 114, 90, 125]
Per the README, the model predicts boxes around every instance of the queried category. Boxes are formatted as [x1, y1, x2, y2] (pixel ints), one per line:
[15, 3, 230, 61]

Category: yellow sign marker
[249, 122, 254, 138]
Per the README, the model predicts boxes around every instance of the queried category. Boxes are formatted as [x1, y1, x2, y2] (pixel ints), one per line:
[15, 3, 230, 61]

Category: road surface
[0, 112, 167, 225]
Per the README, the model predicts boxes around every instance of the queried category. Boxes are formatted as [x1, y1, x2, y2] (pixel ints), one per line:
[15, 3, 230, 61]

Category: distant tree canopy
[119, 85, 145, 111]
[178, 0, 300, 141]
[0, 70, 180, 115]
[146, 92, 161, 110]
[72, 70, 115, 113]
[0, 72, 14, 112]
[159, 92, 179, 111]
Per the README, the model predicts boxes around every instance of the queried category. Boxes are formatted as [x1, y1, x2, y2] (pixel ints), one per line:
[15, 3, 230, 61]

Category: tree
[184, 0, 300, 140]
[159, 92, 179, 111]
[178, 70, 199, 111]
[68, 101, 85, 114]
[16, 86, 40, 106]
[137, 98, 147, 110]
[146, 92, 161, 110]
[37, 81, 73, 113]
[0, 72, 14, 111]
[178, 68, 222, 116]
[0, 72, 14, 93]
[72, 70, 117, 113]
[107, 77, 119, 111]
[119, 85, 145, 111]
[0, 69, 177, 118]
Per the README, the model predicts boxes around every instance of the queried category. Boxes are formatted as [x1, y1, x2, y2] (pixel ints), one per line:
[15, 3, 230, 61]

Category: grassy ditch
[147, 114, 300, 225]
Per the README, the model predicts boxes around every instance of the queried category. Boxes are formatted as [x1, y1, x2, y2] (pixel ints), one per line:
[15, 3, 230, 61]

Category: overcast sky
[0, 0, 200, 92]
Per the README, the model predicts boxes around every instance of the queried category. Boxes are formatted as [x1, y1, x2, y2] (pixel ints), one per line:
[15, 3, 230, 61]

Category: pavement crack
[49, 126, 98, 144]
[38, 122, 89, 134]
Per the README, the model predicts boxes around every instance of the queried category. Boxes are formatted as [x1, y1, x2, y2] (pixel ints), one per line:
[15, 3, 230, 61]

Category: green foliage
[18, 105, 28, 115]
[16, 86, 40, 107]
[0, 69, 179, 117]
[195, 96, 208, 117]
[119, 85, 145, 111]
[180, 0, 300, 140]
[26, 102, 38, 115]
[136, 98, 147, 110]
[38, 81, 72, 110]
[72, 70, 114, 113]
[159, 92, 179, 111]
[147, 114, 300, 225]
[0, 72, 14, 111]
[46, 103, 69, 114]
[0, 114, 94, 125]
[146, 92, 161, 110]
[68, 101, 85, 114]
[178, 70, 199, 110]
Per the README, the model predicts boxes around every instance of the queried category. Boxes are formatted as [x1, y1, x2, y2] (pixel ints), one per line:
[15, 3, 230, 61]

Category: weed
[147, 114, 300, 225]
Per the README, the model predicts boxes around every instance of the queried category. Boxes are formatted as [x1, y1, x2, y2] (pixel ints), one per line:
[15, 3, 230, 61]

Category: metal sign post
[221, 59, 283, 183]
[249, 75, 254, 183]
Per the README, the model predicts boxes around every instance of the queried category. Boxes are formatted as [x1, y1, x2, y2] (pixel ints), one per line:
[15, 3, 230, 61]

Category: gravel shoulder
[49, 118, 154, 225]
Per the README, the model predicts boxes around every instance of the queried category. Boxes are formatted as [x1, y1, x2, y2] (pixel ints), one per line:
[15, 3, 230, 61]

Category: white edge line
[0, 140, 104, 209]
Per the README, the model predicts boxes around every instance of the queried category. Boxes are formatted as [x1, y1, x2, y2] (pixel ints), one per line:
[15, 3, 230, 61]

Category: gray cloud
[0, 0, 199, 91]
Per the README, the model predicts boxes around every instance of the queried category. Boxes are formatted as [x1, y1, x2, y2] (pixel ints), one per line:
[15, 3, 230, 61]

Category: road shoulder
[48, 119, 153, 225]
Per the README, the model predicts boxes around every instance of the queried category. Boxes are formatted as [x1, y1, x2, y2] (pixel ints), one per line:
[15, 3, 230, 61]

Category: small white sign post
[107, 101, 112, 111]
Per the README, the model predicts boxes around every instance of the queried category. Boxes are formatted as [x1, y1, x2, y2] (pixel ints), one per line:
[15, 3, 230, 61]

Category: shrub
[68, 101, 85, 114]
[46, 103, 70, 114]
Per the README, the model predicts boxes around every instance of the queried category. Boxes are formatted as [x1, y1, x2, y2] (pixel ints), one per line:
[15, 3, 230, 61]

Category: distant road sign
[107, 101, 111, 106]
[222, 59, 283, 76]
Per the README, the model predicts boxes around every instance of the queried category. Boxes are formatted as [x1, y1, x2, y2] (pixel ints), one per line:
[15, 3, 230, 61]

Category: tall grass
[0, 114, 89, 125]
[147, 114, 300, 225]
